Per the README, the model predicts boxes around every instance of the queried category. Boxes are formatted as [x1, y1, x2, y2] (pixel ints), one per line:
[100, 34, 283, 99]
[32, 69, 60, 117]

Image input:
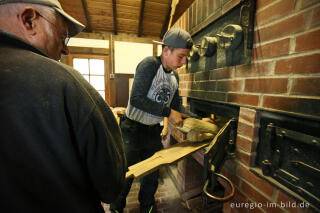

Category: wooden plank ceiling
[59, 0, 195, 38]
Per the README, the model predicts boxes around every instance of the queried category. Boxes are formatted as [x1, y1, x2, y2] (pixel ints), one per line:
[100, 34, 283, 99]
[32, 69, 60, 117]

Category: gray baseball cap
[0, 0, 85, 37]
[155, 28, 193, 49]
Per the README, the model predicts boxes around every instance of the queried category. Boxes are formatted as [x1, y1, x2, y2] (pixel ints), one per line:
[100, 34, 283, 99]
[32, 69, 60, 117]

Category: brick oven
[167, 0, 320, 212]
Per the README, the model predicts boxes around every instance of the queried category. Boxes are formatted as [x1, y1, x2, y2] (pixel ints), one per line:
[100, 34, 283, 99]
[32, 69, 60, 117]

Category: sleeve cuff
[163, 106, 171, 117]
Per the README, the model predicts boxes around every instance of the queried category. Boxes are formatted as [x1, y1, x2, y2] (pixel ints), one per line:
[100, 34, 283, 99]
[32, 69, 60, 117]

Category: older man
[0, 0, 126, 212]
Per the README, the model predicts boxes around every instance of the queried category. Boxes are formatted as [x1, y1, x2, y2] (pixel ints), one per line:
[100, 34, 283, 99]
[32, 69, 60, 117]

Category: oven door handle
[203, 172, 235, 202]
[291, 161, 320, 177]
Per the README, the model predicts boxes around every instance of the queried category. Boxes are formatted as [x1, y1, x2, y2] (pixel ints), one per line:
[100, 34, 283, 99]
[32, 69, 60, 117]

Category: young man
[0, 0, 126, 212]
[110, 28, 202, 213]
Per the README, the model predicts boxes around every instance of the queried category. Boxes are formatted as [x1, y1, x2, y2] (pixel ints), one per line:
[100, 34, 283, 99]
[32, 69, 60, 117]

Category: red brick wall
[174, 0, 320, 119]
[172, 0, 320, 212]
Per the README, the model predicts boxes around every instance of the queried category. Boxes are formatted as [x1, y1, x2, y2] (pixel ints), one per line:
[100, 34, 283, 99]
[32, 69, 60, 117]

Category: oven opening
[168, 98, 240, 211]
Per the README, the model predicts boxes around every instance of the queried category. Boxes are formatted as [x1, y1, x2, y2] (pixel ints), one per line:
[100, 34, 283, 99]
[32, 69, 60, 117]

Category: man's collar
[162, 65, 172, 73]
[159, 55, 172, 73]
[0, 30, 49, 58]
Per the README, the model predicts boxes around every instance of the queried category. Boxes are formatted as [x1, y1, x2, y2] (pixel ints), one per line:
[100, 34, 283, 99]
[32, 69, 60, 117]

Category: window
[73, 58, 106, 100]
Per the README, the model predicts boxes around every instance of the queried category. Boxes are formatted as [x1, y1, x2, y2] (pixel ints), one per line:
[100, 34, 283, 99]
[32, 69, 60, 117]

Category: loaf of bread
[176, 118, 220, 142]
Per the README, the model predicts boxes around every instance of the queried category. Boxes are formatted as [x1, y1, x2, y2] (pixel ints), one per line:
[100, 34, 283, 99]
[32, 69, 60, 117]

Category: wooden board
[126, 141, 209, 179]
[125, 119, 232, 179]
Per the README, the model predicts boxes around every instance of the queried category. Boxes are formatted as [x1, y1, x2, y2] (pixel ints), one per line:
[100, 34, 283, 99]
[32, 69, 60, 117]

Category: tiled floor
[102, 167, 191, 213]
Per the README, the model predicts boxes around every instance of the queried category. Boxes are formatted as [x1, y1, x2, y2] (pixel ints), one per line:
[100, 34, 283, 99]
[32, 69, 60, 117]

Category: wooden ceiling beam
[61, 0, 193, 38]
[80, 0, 92, 32]
[138, 0, 146, 37]
[112, 0, 118, 35]
[160, 0, 172, 39]
[171, 0, 195, 26]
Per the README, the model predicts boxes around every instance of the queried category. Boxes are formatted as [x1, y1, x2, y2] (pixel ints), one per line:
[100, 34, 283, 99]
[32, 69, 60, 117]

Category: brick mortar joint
[252, 50, 320, 64]
[237, 137, 260, 149]
[237, 147, 255, 156]
[238, 118, 258, 127]
[253, 37, 291, 48]
[255, 0, 283, 13]
[254, 27, 320, 47]
[190, 75, 320, 84]
[237, 134, 255, 142]
[239, 177, 276, 202]
[254, 3, 320, 30]
[262, 93, 320, 99]
[236, 162, 277, 200]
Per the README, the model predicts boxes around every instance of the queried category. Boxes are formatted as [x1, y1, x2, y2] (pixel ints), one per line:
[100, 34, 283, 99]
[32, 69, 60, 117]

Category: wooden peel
[125, 141, 209, 179]
[125, 118, 225, 179]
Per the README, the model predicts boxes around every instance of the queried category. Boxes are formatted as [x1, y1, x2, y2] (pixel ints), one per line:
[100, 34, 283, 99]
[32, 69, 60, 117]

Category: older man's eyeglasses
[36, 11, 70, 46]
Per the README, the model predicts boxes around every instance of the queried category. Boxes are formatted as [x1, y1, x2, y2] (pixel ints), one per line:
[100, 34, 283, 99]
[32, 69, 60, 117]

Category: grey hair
[0, 3, 57, 37]
[0, 3, 56, 22]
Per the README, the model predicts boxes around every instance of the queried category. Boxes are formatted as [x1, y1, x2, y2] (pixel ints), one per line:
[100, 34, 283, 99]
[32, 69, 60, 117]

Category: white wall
[157, 44, 162, 56]
[68, 38, 159, 75]
[68, 38, 109, 48]
[114, 41, 153, 74]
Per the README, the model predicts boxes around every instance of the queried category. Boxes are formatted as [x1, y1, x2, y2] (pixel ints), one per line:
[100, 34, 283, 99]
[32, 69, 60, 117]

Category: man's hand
[161, 127, 168, 140]
[161, 117, 168, 140]
[168, 109, 189, 127]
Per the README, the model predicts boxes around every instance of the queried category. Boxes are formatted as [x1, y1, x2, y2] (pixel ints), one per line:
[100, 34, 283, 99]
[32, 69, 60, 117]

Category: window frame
[70, 54, 111, 105]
